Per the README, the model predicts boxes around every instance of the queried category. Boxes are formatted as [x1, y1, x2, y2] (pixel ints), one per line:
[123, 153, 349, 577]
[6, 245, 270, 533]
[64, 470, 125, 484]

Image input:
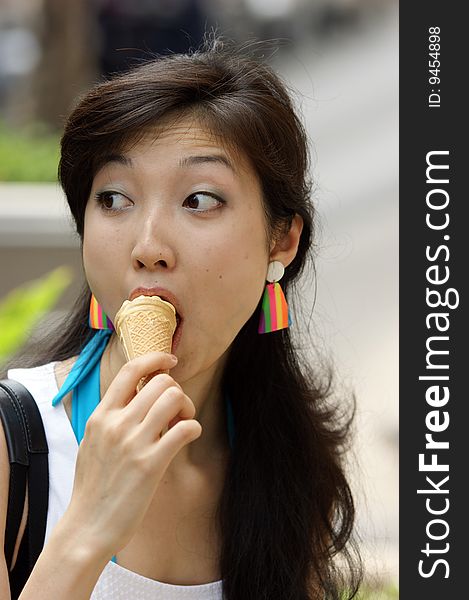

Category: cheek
[82, 211, 125, 308]
[196, 222, 269, 328]
[83, 225, 107, 282]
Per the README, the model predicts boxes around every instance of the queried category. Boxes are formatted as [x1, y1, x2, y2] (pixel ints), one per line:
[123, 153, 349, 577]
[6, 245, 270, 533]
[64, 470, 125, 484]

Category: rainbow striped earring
[258, 261, 292, 334]
[89, 294, 114, 330]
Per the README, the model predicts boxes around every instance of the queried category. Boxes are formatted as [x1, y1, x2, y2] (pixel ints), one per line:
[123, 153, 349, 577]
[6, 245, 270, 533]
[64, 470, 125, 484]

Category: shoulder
[7, 362, 59, 407]
[7, 361, 58, 383]
[7, 358, 77, 408]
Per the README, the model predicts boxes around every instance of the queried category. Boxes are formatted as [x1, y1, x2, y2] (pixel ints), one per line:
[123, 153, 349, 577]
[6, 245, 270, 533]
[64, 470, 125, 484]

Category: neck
[101, 334, 231, 474]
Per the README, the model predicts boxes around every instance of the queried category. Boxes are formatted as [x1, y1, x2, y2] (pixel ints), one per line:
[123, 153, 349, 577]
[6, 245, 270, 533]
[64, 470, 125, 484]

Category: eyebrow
[100, 153, 133, 168]
[100, 153, 236, 174]
[178, 154, 236, 173]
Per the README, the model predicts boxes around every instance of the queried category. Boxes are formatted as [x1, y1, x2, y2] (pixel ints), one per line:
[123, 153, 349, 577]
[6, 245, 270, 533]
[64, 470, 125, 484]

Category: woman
[1, 38, 361, 599]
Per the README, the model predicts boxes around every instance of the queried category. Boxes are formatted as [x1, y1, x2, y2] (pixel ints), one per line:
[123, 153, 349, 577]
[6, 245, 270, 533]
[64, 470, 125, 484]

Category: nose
[130, 215, 176, 272]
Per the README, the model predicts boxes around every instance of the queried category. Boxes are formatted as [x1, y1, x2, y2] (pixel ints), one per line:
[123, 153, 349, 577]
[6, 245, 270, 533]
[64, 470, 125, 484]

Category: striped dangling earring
[89, 294, 114, 330]
[258, 260, 292, 334]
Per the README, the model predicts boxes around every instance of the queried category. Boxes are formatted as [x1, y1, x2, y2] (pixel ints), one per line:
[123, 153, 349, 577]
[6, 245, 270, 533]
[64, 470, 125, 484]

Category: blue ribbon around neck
[52, 329, 112, 409]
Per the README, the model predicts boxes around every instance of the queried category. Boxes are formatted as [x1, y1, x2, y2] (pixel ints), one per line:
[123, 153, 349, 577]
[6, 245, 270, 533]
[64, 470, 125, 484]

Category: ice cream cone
[114, 294, 177, 390]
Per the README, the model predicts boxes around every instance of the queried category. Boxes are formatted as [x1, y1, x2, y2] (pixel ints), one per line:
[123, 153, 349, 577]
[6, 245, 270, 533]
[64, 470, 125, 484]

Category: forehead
[111, 115, 248, 175]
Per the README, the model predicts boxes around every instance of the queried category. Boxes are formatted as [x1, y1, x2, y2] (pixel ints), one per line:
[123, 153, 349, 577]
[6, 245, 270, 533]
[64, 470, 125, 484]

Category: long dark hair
[10, 37, 362, 599]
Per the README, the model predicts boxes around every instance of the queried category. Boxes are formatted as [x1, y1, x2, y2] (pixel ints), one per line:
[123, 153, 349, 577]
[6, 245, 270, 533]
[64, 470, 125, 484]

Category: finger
[149, 419, 203, 470]
[100, 352, 178, 410]
[123, 373, 183, 422]
[137, 367, 175, 392]
[139, 386, 196, 443]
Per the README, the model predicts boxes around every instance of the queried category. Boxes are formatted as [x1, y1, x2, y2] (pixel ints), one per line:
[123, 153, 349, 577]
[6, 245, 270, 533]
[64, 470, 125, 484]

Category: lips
[129, 287, 182, 317]
[128, 286, 183, 352]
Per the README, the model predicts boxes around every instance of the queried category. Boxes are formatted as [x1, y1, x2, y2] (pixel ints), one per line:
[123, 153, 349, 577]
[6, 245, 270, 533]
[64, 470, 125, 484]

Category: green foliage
[0, 267, 73, 364]
[345, 581, 399, 600]
[360, 582, 399, 599]
[0, 122, 60, 182]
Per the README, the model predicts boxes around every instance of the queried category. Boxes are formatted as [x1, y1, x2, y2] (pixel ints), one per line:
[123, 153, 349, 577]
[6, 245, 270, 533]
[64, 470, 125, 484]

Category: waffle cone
[114, 295, 177, 389]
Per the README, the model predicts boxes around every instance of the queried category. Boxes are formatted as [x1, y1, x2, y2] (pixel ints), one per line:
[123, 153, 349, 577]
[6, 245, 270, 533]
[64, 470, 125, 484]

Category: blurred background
[0, 0, 398, 594]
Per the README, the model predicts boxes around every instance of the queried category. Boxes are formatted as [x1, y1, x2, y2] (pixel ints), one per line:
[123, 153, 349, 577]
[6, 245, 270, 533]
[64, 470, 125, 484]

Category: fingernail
[169, 354, 178, 363]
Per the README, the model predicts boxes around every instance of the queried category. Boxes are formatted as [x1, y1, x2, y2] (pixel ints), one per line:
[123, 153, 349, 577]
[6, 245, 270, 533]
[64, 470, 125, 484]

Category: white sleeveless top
[7, 362, 224, 599]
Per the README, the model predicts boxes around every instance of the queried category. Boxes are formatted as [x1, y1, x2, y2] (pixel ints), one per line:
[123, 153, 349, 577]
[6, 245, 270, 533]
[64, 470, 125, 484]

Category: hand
[62, 352, 201, 559]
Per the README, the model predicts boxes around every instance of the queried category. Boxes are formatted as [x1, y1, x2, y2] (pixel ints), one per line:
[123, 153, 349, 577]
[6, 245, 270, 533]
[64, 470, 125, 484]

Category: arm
[1, 411, 105, 600]
[0, 418, 13, 600]
[17, 519, 110, 600]
[0, 436, 110, 600]
[2, 352, 201, 599]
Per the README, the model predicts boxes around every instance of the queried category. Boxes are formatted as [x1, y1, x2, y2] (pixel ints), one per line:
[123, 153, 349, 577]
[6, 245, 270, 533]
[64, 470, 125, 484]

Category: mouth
[171, 315, 183, 353]
[128, 286, 183, 352]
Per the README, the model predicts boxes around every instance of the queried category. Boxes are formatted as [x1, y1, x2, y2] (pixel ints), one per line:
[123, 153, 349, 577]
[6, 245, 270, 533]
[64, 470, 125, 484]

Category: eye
[183, 192, 224, 213]
[95, 191, 133, 212]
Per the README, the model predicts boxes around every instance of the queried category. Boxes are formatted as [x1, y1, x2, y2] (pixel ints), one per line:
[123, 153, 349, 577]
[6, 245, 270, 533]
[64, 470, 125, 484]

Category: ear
[269, 214, 304, 267]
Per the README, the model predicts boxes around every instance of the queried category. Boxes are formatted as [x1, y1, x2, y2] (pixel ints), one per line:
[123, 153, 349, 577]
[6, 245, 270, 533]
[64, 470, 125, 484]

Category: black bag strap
[0, 379, 49, 597]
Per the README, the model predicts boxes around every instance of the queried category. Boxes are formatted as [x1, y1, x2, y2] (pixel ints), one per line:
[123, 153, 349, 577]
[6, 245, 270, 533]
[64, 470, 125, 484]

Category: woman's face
[83, 116, 271, 382]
